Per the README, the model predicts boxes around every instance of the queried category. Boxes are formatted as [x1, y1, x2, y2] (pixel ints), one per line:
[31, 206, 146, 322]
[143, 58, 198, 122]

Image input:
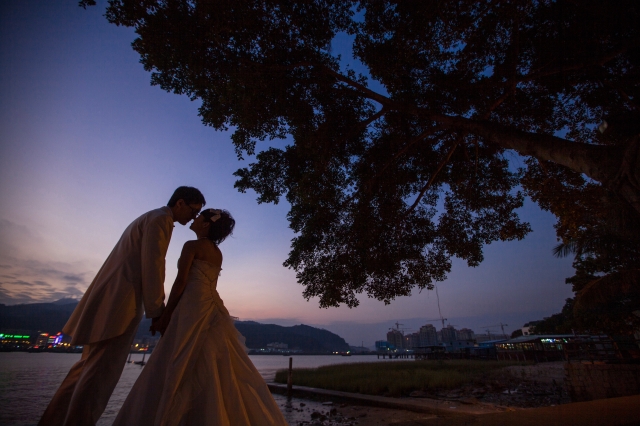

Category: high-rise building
[440, 325, 458, 343]
[419, 324, 438, 346]
[404, 332, 420, 349]
[456, 328, 475, 341]
[386, 329, 404, 349]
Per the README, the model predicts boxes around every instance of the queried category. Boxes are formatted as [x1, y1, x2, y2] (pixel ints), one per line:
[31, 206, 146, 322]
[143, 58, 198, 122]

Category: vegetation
[83, 1, 639, 326]
[274, 360, 527, 397]
[528, 179, 640, 336]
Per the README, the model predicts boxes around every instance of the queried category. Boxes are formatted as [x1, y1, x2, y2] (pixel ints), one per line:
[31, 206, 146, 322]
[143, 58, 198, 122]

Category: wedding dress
[113, 259, 288, 426]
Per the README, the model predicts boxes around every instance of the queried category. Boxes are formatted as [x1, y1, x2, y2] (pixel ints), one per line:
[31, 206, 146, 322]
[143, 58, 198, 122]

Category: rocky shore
[408, 361, 570, 408]
[274, 362, 572, 425]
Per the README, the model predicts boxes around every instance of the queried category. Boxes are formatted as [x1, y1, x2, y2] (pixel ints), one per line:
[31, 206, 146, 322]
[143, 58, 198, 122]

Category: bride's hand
[150, 316, 161, 336]
[155, 312, 172, 336]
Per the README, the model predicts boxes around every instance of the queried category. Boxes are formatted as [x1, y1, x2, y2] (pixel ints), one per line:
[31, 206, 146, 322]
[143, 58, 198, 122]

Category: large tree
[87, 0, 640, 309]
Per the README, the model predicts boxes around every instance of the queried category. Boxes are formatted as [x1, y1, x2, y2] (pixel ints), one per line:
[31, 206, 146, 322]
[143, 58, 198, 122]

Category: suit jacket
[63, 207, 174, 345]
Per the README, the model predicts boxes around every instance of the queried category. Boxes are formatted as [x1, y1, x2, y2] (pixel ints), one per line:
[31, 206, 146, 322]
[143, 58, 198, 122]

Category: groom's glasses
[187, 204, 201, 219]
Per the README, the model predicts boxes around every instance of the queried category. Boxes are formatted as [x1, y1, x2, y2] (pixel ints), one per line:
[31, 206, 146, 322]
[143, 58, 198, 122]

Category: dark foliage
[88, 0, 640, 310]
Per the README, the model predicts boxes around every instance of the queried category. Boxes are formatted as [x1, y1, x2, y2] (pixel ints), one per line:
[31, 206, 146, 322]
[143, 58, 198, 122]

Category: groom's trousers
[38, 319, 139, 426]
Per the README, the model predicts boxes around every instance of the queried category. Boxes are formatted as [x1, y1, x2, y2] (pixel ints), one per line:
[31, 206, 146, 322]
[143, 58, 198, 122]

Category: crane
[421, 318, 448, 329]
[480, 323, 509, 339]
[389, 322, 409, 335]
[435, 285, 447, 328]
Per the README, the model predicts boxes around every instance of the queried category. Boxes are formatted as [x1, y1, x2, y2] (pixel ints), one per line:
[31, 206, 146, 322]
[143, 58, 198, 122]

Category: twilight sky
[0, 1, 575, 347]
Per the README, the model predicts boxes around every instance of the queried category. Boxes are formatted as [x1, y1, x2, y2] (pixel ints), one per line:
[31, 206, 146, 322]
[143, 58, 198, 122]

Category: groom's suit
[39, 207, 174, 426]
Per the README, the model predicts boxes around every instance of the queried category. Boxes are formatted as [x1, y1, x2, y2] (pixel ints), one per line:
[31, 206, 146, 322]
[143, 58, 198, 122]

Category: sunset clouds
[0, 219, 93, 304]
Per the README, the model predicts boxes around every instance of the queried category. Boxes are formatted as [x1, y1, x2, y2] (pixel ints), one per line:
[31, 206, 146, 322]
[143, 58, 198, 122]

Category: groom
[39, 186, 206, 426]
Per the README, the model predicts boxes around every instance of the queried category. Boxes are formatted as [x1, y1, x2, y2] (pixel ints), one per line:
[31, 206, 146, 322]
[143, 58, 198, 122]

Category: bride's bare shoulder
[192, 239, 222, 264]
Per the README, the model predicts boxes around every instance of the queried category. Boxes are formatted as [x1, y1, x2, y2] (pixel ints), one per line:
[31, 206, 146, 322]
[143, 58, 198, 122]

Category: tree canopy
[88, 0, 640, 313]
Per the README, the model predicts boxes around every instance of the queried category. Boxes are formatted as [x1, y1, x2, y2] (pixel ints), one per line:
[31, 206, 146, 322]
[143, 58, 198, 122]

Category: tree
[525, 154, 640, 335]
[87, 0, 640, 308]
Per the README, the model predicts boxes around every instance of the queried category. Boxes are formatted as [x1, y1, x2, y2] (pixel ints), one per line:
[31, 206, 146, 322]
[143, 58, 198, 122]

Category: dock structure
[376, 352, 414, 359]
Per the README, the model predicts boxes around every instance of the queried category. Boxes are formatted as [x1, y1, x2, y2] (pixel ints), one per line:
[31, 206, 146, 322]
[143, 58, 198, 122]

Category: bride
[113, 209, 288, 426]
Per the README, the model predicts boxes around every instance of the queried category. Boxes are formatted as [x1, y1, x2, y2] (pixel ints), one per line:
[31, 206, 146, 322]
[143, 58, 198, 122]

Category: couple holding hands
[40, 187, 288, 426]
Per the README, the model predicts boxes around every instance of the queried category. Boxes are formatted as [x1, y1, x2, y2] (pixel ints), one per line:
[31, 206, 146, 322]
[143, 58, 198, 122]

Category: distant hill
[0, 300, 78, 334]
[0, 301, 349, 353]
[234, 321, 349, 353]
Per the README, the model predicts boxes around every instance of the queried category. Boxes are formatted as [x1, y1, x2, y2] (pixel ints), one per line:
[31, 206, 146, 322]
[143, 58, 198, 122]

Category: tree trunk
[436, 115, 640, 218]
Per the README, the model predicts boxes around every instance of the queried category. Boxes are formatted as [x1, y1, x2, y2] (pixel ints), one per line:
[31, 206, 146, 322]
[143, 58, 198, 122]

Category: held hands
[150, 316, 160, 336]
[150, 311, 172, 337]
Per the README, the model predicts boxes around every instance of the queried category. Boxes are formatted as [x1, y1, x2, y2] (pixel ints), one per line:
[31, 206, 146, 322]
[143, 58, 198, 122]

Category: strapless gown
[113, 259, 288, 426]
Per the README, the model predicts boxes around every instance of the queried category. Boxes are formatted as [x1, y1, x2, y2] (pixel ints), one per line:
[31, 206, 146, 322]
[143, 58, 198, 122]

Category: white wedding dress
[113, 259, 288, 426]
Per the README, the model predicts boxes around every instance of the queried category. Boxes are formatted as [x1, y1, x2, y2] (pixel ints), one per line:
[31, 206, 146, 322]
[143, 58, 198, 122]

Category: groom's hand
[150, 316, 161, 336]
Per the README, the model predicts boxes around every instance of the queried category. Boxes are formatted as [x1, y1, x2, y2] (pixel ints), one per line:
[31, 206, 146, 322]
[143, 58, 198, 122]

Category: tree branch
[602, 80, 640, 111]
[517, 42, 634, 83]
[318, 63, 639, 215]
[379, 126, 441, 177]
[321, 66, 396, 107]
[406, 135, 462, 215]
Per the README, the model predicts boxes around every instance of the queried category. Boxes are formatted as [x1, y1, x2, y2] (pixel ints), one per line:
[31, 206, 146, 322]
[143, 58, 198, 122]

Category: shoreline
[268, 383, 640, 426]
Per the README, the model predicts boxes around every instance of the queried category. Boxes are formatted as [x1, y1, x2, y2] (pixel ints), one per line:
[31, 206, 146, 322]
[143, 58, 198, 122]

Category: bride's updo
[200, 209, 235, 245]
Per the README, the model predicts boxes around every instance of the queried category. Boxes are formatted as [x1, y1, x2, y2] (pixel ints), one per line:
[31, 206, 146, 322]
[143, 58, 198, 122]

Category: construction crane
[482, 329, 498, 339]
[434, 285, 447, 328]
[389, 322, 409, 335]
[480, 323, 509, 339]
[421, 318, 448, 329]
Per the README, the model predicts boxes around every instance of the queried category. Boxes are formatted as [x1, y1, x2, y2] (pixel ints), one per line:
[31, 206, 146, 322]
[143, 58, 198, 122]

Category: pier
[376, 352, 414, 359]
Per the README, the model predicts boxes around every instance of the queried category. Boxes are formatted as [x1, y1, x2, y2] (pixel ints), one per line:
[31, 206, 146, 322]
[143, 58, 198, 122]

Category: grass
[274, 360, 528, 397]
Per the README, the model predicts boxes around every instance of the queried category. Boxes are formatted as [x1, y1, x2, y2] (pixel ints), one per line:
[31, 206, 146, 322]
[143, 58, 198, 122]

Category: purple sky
[0, 1, 575, 347]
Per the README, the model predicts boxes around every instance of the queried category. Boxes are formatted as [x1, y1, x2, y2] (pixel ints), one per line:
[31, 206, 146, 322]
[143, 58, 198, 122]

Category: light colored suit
[40, 207, 174, 426]
[64, 206, 173, 344]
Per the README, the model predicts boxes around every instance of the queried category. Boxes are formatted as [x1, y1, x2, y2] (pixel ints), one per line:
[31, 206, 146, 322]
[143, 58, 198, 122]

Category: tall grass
[274, 360, 526, 397]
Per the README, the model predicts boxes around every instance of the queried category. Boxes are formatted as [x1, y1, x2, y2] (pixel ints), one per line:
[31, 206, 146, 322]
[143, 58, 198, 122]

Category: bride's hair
[200, 209, 235, 245]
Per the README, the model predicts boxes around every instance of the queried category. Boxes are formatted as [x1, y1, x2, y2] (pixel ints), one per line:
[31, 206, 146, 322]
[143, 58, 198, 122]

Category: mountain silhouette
[0, 301, 349, 353]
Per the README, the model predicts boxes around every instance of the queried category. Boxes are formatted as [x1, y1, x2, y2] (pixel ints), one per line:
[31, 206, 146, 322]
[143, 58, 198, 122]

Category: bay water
[0, 352, 393, 425]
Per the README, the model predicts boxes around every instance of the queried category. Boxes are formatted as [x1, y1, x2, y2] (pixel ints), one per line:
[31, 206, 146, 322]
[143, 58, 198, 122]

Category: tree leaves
[95, 0, 640, 309]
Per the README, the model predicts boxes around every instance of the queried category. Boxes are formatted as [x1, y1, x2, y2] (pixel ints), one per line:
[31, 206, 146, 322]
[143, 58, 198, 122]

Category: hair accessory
[208, 209, 222, 223]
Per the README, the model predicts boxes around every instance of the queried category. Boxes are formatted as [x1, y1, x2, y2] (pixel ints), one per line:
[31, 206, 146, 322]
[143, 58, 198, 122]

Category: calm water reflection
[0, 352, 393, 425]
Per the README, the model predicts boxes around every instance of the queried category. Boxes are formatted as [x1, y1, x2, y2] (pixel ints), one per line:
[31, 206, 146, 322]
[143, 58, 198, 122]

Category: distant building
[0, 330, 33, 349]
[403, 332, 420, 349]
[444, 339, 476, 353]
[266, 342, 288, 350]
[476, 333, 504, 343]
[496, 335, 571, 362]
[419, 324, 438, 346]
[387, 329, 404, 349]
[522, 321, 542, 336]
[35, 333, 50, 348]
[375, 340, 393, 351]
[457, 328, 475, 341]
[440, 325, 458, 344]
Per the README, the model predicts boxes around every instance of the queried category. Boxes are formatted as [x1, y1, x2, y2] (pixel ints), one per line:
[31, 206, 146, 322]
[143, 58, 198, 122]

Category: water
[0, 352, 391, 425]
